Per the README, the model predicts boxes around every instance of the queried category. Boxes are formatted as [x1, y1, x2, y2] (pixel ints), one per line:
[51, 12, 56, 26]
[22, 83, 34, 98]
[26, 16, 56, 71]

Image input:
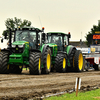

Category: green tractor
[0, 27, 51, 75]
[46, 32, 83, 72]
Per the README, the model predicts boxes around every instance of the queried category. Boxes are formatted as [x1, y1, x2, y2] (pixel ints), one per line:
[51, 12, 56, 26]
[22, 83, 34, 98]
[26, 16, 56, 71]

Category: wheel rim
[79, 53, 83, 70]
[63, 58, 66, 69]
[19, 66, 22, 69]
[7, 65, 9, 69]
[47, 54, 50, 70]
[38, 58, 41, 70]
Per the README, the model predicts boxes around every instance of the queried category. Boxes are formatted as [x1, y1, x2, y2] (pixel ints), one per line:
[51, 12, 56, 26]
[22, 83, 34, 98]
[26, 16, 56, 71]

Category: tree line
[2, 17, 100, 47]
[85, 20, 100, 46]
[2, 17, 31, 38]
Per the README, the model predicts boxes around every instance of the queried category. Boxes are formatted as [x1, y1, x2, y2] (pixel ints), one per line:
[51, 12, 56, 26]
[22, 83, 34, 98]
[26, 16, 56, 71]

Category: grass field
[44, 88, 100, 100]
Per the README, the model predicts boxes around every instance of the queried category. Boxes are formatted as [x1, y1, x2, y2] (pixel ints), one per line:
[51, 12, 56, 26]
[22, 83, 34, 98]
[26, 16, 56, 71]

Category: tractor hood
[12, 41, 28, 45]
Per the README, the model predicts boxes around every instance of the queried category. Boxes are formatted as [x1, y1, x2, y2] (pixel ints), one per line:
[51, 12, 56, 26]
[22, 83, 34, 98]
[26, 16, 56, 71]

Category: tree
[85, 20, 100, 46]
[85, 32, 93, 46]
[2, 17, 32, 38]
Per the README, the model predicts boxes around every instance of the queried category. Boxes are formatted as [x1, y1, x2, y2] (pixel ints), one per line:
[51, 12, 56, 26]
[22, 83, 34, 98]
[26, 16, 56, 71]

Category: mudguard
[66, 45, 76, 67]
[67, 45, 76, 57]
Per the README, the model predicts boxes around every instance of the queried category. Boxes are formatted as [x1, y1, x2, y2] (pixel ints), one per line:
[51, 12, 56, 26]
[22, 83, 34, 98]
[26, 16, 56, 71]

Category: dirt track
[0, 70, 100, 100]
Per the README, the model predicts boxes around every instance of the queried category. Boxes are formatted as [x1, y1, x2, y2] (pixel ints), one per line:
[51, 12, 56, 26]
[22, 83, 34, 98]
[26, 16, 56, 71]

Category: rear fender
[67, 45, 76, 56]
[66, 45, 76, 66]
[41, 44, 49, 58]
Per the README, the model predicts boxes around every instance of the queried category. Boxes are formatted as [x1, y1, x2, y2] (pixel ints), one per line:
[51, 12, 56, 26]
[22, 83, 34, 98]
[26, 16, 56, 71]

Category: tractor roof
[47, 32, 67, 35]
[47, 32, 71, 38]
[15, 26, 42, 32]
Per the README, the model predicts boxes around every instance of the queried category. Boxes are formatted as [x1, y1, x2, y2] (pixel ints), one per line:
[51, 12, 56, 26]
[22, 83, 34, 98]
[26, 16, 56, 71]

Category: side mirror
[42, 40, 44, 43]
[64, 41, 66, 45]
[42, 33, 45, 41]
[1, 38, 3, 43]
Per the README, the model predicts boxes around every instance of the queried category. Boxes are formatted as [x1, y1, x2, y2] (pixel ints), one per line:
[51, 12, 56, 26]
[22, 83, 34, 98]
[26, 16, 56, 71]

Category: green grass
[44, 88, 100, 100]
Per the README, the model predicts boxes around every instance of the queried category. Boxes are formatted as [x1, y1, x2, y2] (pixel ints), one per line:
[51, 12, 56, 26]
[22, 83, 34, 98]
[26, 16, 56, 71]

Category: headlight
[18, 44, 24, 48]
[12, 45, 16, 48]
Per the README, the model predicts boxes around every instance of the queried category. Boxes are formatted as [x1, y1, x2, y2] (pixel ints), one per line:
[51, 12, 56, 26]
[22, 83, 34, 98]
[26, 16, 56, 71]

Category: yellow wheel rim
[47, 54, 51, 70]
[7, 65, 9, 69]
[63, 58, 66, 69]
[19, 66, 22, 69]
[38, 58, 41, 70]
[78, 53, 83, 70]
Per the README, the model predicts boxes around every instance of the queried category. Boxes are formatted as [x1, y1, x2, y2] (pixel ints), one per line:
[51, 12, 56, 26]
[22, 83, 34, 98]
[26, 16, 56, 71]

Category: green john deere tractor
[0, 27, 51, 75]
[46, 32, 83, 72]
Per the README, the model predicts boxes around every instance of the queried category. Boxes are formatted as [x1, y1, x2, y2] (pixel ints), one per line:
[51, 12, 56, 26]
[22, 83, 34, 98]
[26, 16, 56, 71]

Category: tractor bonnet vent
[12, 45, 24, 53]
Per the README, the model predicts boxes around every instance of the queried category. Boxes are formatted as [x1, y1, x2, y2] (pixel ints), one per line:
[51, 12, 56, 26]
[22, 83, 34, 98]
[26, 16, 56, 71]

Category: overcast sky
[0, 0, 100, 41]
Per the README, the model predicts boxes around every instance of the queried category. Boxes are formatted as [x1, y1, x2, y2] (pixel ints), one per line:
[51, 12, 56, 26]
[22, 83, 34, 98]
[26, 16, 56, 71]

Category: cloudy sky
[0, 0, 100, 41]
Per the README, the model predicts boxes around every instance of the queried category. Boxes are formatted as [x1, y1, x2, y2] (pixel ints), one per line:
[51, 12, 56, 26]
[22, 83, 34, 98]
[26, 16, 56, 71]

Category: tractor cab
[1, 27, 46, 54]
[12, 27, 44, 50]
[15, 30, 37, 49]
[47, 32, 71, 51]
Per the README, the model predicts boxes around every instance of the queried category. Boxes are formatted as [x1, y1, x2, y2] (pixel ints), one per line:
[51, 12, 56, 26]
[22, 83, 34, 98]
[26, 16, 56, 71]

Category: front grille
[10, 57, 21, 59]
[12, 45, 24, 53]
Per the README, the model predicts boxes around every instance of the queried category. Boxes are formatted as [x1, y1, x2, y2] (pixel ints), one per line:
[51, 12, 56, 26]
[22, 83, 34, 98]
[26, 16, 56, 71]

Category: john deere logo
[16, 48, 18, 50]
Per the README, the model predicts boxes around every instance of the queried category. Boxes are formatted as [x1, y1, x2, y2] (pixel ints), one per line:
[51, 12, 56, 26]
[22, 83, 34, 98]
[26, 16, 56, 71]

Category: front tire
[29, 52, 41, 75]
[42, 47, 51, 74]
[0, 52, 9, 74]
[55, 53, 67, 73]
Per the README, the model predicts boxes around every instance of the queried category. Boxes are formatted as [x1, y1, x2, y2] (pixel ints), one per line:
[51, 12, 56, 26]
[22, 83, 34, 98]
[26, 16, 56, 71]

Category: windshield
[48, 35, 62, 44]
[48, 34, 63, 51]
[15, 31, 36, 42]
[15, 30, 39, 49]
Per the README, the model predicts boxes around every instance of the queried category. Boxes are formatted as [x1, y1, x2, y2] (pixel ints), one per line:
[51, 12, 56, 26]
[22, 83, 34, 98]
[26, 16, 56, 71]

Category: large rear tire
[42, 47, 51, 74]
[29, 52, 41, 75]
[69, 48, 76, 67]
[0, 52, 9, 74]
[55, 53, 67, 73]
[74, 50, 83, 72]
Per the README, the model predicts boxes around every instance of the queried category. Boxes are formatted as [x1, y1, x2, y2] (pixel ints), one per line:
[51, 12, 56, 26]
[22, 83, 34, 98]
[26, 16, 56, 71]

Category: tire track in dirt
[0, 71, 99, 99]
